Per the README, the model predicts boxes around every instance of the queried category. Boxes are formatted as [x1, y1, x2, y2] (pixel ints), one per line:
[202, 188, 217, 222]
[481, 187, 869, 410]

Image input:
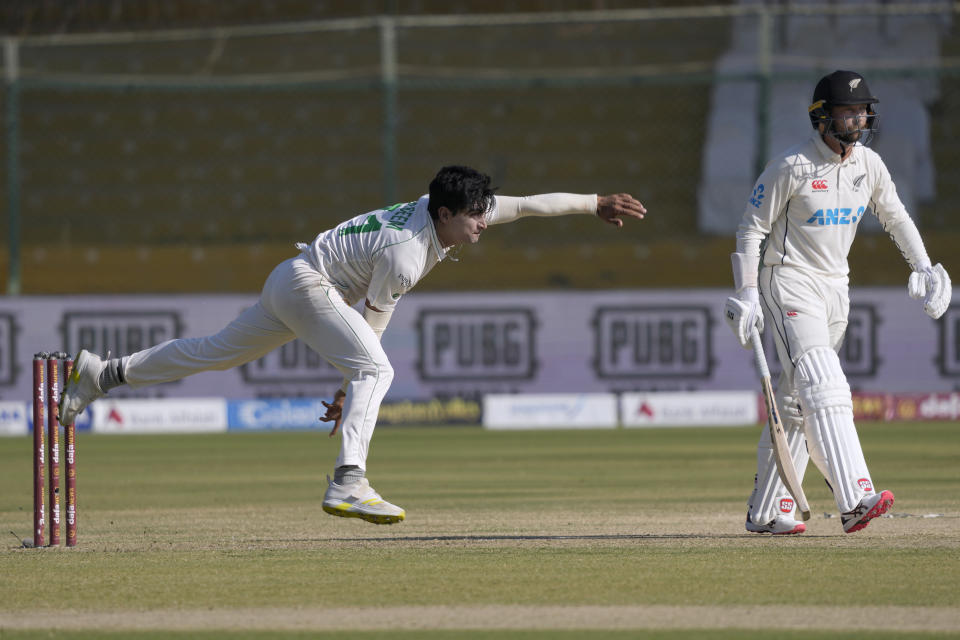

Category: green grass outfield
[1, 422, 958, 639]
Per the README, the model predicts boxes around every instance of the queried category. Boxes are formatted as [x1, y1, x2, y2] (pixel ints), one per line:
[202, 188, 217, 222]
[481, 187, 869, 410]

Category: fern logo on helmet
[848, 78, 862, 91]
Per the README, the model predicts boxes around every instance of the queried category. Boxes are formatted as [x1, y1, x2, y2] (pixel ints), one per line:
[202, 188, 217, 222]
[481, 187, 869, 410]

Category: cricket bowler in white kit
[60, 165, 646, 524]
[725, 71, 952, 535]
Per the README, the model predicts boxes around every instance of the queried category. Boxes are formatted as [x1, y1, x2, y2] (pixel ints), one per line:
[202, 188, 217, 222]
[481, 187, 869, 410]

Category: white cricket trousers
[123, 255, 393, 469]
[754, 265, 875, 516]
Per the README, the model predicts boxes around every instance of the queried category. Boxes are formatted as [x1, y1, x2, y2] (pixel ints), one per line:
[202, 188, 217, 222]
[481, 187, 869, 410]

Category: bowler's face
[436, 207, 488, 247]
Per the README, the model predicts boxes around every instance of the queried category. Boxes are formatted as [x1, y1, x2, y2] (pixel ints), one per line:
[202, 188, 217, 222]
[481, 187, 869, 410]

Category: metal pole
[4, 38, 21, 295]
[754, 7, 772, 179]
[379, 17, 397, 205]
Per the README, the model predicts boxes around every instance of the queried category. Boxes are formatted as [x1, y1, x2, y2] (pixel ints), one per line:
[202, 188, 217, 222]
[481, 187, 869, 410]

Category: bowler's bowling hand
[597, 194, 646, 227]
[320, 389, 347, 437]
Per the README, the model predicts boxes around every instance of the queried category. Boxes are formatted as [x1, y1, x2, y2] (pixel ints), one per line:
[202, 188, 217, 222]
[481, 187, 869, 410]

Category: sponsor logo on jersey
[805, 206, 866, 225]
[811, 179, 828, 190]
[786, 311, 798, 317]
[779, 498, 794, 513]
[749, 184, 765, 208]
[857, 477, 873, 491]
[392, 274, 413, 300]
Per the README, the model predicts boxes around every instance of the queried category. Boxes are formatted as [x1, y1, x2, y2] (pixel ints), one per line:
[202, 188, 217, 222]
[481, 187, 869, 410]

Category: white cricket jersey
[736, 130, 926, 279]
[297, 193, 596, 311]
[298, 196, 445, 311]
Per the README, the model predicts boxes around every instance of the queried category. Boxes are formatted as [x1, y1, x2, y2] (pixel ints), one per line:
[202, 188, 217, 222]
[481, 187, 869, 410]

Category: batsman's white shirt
[737, 130, 927, 279]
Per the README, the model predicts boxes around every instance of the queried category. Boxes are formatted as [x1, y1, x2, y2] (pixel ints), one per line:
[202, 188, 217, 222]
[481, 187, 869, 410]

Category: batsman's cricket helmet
[808, 70, 878, 129]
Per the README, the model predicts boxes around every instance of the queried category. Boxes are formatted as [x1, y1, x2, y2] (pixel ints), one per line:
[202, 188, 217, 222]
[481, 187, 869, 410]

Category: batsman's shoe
[322, 477, 405, 525]
[58, 349, 107, 425]
[842, 490, 894, 534]
[745, 513, 806, 535]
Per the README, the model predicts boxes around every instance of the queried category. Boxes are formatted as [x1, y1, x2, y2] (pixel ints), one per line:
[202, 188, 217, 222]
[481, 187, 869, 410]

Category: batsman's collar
[811, 129, 861, 165]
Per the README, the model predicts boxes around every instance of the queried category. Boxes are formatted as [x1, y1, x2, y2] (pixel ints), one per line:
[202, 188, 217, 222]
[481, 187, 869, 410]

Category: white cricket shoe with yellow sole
[58, 349, 107, 425]
[322, 477, 405, 525]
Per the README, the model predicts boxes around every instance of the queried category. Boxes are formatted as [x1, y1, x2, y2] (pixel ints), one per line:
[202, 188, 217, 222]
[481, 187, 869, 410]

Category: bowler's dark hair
[427, 165, 496, 220]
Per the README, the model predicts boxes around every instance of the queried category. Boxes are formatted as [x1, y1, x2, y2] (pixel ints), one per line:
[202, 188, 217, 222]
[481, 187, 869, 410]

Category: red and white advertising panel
[91, 398, 227, 434]
[621, 392, 758, 428]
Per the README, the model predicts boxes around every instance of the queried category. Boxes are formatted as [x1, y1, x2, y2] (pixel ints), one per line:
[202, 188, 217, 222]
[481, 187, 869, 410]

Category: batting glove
[724, 287, 764, 349]
[908, 263, 952, 320]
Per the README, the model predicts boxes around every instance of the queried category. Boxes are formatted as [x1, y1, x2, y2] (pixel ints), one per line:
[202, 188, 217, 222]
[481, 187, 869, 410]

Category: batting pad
[748, 386, 808, 525]
[795, 347, 873, 514]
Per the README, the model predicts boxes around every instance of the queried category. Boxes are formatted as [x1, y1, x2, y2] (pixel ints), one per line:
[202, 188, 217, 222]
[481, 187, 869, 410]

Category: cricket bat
[749, 327, 811, 521]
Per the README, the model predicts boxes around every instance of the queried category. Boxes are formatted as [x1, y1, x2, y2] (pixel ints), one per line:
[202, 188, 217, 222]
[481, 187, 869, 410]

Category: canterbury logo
[849, 78, 862, 91]
[811, 180, 828, 190]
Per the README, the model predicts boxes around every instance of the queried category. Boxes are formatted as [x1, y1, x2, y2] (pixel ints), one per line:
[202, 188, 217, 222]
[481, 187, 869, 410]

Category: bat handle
[749, 327, 771, 379]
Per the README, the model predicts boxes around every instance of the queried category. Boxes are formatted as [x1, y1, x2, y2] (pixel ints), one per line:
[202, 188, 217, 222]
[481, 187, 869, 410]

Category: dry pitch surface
[1, 423, 958, 638]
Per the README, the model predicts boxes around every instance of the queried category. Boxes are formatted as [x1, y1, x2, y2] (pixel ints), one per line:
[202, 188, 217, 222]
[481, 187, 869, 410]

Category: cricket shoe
[322, 476, 405, 525]
[745, 513, 806, 535]
[58, 349, 107, 425]
[842, 490, 894, 533]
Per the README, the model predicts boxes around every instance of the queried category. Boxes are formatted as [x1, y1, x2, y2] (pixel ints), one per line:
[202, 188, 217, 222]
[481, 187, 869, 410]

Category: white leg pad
[795, 346, 874, 513]
[748, 383, 809, 525]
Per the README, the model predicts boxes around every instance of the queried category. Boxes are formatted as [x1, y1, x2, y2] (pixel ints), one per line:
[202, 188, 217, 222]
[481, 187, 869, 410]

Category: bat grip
[750, 327, 771, 379]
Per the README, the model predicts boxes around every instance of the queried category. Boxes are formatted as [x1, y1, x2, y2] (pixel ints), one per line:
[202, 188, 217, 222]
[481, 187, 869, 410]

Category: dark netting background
[2, 3, 957, 293]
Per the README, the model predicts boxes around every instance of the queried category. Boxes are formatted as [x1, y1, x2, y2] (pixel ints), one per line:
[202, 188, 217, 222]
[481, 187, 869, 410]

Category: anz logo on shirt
[749, 184, 765, 208]
[806, 206, 866, 226]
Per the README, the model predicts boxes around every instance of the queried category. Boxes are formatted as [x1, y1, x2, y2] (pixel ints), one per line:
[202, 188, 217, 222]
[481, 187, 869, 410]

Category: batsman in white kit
[725, 71, 952, 534]
[59, 165, 646, 524]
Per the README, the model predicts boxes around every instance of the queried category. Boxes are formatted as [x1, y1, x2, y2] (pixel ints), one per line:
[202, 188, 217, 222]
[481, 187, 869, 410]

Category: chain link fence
[3, 4, 958, 293]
